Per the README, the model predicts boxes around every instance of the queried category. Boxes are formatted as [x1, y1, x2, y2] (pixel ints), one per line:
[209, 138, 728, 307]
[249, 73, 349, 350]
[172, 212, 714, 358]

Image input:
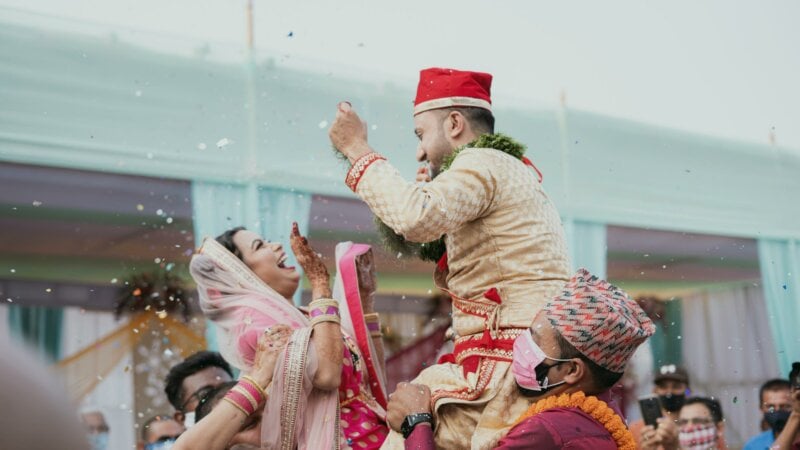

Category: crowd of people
[3, 66, 799, 450]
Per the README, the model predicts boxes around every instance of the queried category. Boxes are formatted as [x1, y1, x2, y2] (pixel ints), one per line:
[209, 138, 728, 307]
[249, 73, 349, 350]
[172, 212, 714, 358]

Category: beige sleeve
[355, 151, 496, 243]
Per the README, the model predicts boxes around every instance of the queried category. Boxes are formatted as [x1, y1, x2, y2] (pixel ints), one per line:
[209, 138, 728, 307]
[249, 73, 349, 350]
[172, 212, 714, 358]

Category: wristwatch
[401, 412, 434, 439]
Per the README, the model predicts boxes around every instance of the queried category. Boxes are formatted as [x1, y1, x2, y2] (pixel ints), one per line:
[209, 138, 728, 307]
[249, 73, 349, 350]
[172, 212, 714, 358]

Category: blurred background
[1, 1, 798, 448]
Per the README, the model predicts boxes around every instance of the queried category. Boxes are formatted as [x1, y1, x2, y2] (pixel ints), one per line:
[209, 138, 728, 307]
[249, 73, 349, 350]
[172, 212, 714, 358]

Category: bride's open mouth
[277, 252, 295, 271]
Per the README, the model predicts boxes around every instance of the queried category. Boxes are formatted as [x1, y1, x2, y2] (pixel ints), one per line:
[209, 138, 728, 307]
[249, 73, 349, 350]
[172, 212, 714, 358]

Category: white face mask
[182, 411, 196, 428]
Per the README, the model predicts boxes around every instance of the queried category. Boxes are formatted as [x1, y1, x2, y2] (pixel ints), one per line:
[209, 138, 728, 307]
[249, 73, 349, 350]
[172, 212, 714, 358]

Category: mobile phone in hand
[639, 395, 663, 427]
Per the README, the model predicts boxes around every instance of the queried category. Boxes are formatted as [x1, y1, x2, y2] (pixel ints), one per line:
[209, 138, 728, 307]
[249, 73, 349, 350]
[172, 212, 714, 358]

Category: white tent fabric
[61, 308, 135, 450]
[681, 285, 780, 448]
[564, 219, 607, 278]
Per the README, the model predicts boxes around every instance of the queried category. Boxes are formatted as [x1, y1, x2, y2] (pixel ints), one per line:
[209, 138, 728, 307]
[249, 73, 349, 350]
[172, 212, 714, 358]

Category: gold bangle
[240, 376, 267, 399]
[222, 396, 250, 416]
[309, 298, 338, 307]
[311, 315, 341, 327]
[364, 312, 380, 323]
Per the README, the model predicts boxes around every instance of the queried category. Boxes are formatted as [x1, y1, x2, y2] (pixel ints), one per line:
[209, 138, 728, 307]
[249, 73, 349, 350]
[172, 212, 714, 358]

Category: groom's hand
[329, 102, 371, 163]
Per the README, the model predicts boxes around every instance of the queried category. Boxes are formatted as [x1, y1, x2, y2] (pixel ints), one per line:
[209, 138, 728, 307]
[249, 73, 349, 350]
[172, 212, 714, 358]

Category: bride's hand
[249, 324, 291, 388]
[289, 222, 331, 297]
[356, 250, 377, 313]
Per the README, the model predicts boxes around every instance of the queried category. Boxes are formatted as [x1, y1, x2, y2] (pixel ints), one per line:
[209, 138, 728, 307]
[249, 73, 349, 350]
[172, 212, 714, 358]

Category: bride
[174, 223, 389, 449]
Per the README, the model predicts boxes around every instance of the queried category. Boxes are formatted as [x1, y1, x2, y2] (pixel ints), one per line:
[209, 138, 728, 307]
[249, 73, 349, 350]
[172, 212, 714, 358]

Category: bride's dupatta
[190, 238, 339, 450]
[333, 242, 389, 410]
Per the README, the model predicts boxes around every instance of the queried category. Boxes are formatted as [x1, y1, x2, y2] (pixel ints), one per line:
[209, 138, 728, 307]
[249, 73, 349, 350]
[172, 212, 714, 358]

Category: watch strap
[401, 412, 434, 439]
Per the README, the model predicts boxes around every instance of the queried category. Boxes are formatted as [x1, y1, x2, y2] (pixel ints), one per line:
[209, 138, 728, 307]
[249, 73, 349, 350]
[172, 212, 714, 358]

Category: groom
[329, 68, 571, 449]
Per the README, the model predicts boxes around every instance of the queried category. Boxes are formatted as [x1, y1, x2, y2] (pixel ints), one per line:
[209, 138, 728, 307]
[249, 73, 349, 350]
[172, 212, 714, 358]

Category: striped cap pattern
[544, 268, 656, 373]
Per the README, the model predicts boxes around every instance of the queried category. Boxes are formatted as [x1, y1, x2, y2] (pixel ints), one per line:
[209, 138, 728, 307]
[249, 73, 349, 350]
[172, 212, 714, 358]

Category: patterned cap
[544, 268, 656, 373]
[414, 67, 492, 116]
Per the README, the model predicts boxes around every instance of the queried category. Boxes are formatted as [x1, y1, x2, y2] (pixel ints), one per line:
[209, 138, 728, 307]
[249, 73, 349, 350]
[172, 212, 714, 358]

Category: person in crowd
[678, 397, 725, 450]
[744, 378, 794, 450]
[0, 335, 89, 450]
[81, 407, 111, 450]
[632, 364, 692, 450]
[328, 67, 571, 449]
[164, 350, 234, 427]
[186, 223, 388, 448]
[769, 362, 800, 450]
[138, 415, 185, 450]
[387, 269, 655, 449]
[172, 326, 290, 450]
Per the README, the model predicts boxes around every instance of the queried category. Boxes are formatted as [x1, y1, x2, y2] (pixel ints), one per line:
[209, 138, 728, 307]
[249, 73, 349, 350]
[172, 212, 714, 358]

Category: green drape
[8, 305, 63, 361]
[648, 299, 683, 370]
[758, 238, 800, 375]
[563, 219, 607, 279]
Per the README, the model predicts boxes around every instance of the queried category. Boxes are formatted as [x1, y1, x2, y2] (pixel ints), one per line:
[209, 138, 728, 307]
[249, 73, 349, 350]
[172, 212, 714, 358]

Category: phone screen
[639, 396, 663, 427]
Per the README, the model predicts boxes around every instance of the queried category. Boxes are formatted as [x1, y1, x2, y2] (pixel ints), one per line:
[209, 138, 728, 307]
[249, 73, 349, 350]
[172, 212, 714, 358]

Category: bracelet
[364, 313, 382, 337]
[345, 152, 386, 192]
[309, 298, 340, 327]
[223, 378, 267, 416]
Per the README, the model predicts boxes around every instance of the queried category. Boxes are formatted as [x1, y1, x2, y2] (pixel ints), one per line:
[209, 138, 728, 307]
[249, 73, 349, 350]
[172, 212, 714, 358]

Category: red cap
[413, 67, 493, 116]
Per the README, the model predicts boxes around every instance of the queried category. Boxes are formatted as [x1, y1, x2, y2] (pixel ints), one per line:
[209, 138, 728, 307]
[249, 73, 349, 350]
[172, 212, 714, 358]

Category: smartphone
[639, 395, 663, 427]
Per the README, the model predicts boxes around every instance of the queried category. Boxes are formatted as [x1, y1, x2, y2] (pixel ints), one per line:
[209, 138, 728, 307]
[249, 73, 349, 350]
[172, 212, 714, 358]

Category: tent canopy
[1, 22, 798, 243]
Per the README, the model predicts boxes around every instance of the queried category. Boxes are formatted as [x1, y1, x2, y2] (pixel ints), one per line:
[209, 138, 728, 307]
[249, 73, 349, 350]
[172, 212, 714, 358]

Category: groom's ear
[443, 110, 467, 140]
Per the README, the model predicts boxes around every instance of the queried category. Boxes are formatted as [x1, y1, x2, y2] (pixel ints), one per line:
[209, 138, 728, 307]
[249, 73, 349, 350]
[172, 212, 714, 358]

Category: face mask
[765, 410, 791, 435]
[183, 411, 196, 428]
[512, 329, 570, 391]
[679, 423, 718, 450]
[87, 432, 109, 450]
[659, 393, 686, 412]
[145, 439, 176, 450]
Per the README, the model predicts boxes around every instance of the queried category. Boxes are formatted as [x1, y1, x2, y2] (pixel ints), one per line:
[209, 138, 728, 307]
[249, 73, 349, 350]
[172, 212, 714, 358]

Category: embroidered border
[345, 152, 386, 192]
[431, 359, 497, 405]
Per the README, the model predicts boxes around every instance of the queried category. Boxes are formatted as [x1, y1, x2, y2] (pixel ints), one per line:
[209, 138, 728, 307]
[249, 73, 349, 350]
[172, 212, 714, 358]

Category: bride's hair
[215, 226, 247, 260]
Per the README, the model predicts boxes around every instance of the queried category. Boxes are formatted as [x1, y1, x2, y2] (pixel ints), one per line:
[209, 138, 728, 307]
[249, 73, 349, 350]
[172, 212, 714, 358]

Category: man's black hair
[438, 107, 495, 135]
[195, 381, 237, 422]
[215, 226, 247, 261]
[684, 397, 724, 423]
[760, 378, 792, 404]
[554, 331, 624, 391]
[164, 351, 234, 411]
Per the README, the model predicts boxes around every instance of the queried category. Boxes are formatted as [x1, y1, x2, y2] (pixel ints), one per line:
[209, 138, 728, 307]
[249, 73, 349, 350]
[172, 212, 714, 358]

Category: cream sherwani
[356, 148, 570, 449]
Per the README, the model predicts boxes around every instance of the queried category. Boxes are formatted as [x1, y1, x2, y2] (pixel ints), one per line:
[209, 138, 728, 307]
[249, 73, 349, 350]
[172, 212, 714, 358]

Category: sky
[2, 0, 800, 151]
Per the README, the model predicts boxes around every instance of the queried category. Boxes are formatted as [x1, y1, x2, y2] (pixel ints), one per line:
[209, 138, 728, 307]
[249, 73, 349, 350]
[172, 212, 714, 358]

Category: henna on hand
[289, 222, 331, 297]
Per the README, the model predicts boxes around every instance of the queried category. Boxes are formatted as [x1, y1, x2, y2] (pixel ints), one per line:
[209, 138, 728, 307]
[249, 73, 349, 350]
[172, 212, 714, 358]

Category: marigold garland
[514, 391, 636, 450]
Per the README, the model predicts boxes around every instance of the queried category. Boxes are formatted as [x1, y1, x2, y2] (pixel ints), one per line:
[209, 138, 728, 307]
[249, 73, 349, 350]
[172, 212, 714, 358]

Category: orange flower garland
[514, 391, 636, 450]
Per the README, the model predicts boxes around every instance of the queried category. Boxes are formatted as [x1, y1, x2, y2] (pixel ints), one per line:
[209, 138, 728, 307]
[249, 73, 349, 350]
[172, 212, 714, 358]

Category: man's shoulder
[744, 430, 774, 450]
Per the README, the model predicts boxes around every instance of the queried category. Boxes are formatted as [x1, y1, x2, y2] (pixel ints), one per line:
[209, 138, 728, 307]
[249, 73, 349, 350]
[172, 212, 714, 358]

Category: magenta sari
[190, 239, 388, 450]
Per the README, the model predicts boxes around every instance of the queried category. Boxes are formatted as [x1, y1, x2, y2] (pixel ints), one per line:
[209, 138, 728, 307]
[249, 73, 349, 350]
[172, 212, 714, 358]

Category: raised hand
[248, 324, 292, 388]
[415, 165, 432, 183]
[289, 222, 331, 298]
[356, 249, 377, 313]
[329, 102, 371, 162]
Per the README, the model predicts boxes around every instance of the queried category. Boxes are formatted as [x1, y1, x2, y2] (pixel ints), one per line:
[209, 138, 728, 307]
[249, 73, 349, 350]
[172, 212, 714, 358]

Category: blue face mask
[87, 432, 109, 450]
[145, 439, 176, 450]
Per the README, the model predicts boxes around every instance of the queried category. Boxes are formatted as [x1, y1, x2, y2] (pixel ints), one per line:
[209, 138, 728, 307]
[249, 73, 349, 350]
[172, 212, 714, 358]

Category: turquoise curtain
[757, 238, 800, 375]
[648, 299, 683, 370]
[192, 181, 312, 350]
[8, 305, 63, 361]
[563, 219, 607, 279]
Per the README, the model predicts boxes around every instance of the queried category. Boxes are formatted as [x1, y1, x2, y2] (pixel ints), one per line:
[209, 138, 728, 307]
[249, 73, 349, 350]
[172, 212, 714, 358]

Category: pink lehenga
[190, 239, 389, 450]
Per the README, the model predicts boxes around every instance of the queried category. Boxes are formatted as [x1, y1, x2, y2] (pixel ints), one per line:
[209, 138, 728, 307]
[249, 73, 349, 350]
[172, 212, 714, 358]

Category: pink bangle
[223, 378, 267, 416]
[345, 152, 386, 192]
